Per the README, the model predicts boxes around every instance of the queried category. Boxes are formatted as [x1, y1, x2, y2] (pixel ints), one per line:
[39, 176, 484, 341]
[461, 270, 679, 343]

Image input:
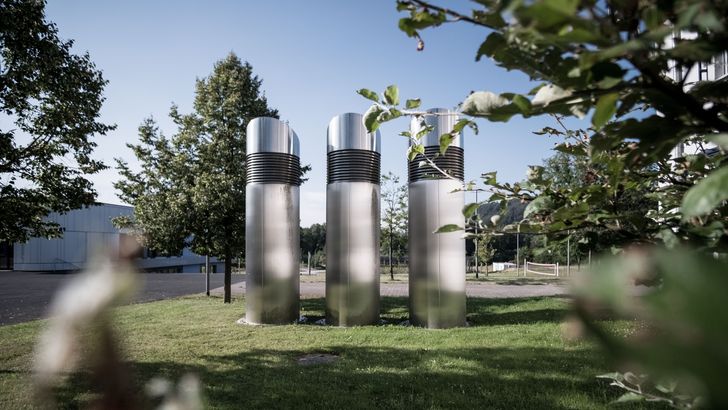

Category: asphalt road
[0, 271, 244, 326]
[215, 278, 568, 300]
[1, 270, 568, 326]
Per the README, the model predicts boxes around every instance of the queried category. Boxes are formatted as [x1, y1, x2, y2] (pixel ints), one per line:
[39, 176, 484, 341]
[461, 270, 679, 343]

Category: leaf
[614, 392, 645, 403]
[596, 372, 623, 381]
[694, 10, 722, 31]
[553, 143, 587, 156]
[545, 0, 579, 16]
[476, 32, 506, 61]
[472, 9, 506, 28]
[363, 105, 384, 132]
[707, 133, 728, 150]
[623, 372, 643, 385]
[481, 171, 497, 185]
[384, 85, 400, 106]
[439, 133, 455, 155]
[461, 91, 508, 116]
[451, 118, 479, 136]
[524, 196, 552, 218]
[356, 88, 379, 103]
[415, 124, 434, 140]
[592, 93, 619, 129]
[396, 2, 411, 12]
[515, 0, 579, 30]
[657, 229, 680, 249]
[670, 39, 722, 61]
[405, 98, 421, 109]
[398, 10, 446, 37]
[378, 107, 402, 122]
[591, 61, 625, 89]
[407, 143, 425, 161]
[557, 27, 601, 43]
[656, 381, 677, 394]
[434, 224, 463, 233]
[462, 202, 480, 218]
[681, 166, 728, 218]
[531, 84, 572, 106]
[511, 94, 532, 113]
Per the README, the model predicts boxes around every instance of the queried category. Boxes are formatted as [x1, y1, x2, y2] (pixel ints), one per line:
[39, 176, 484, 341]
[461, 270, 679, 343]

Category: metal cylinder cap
[247, 117, 300, 156]
[409, 108, 464, 149]
[327, 113, 381, 153]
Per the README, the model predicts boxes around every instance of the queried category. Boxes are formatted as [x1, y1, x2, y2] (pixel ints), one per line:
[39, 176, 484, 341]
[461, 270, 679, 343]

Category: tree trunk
[475, 237, 479, 279]
[205, 254, 210, 296]
[389, 229, 394, 281]
[224, 249, 232, 303]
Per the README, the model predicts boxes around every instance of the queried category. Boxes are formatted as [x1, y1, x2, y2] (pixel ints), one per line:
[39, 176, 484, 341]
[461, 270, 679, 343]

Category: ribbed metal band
[408, 146, 464, 182]
[327, 149, 381, 184]
[246, 152, 301, 185]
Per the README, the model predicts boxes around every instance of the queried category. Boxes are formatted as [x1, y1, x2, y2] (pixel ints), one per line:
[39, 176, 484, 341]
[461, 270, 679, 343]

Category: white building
[2, 203, 223, 273]
[666, 37, 726, 157]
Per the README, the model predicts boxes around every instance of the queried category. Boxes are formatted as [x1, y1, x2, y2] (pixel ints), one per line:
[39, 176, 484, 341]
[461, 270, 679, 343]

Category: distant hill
[471, 199, 528, 263]
[476, 198, 527, 227]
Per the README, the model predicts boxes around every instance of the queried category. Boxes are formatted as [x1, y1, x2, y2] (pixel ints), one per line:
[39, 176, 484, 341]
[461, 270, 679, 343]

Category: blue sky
[45, 0, 586, 226]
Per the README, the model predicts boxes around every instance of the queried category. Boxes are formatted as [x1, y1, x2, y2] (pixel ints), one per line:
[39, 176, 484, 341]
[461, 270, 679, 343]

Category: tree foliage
[301, 223, 326, 264]
[381, 172, 408, 279]
[115, 53, 279, 302]
[0, 0, 114, 243]
[474, 231, 495, 269]
[360, 0, 728, 406]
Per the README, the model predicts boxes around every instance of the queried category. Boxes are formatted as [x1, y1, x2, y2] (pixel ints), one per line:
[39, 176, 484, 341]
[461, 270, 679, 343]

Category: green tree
[360, 0, 728, 405]
[301, 223, 326, 266]
[310, 248, 326, 269]
[362, 1, 727, 250]
[381, 172, 408, 279]
[475, 232, 494, 272]
[114, 119, 188, 257]
[115, 53, 278, 303]
[0, 0, 113, 243]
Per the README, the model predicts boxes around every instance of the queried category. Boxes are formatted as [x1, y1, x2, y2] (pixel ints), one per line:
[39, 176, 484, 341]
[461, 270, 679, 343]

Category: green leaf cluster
[578, 249, 728, 407]
[361, 2, 728, 405]
[0, 0, 115, 243]
[114, 53, 283, 302]
[380, 172, 408, 278]
[367, 0, 728, 254]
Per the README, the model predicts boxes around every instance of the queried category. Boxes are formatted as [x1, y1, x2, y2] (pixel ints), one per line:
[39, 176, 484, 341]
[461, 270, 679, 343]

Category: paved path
[214, 278, 567, 299]
[0, 271, 244, 326]
[1, 270, 567, 326]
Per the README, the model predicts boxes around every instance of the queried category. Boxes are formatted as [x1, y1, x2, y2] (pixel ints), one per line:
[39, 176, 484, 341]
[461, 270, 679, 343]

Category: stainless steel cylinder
[326, 113, 381, 326]
[245, 117, 301, 324]
[408, 108, 466, 328]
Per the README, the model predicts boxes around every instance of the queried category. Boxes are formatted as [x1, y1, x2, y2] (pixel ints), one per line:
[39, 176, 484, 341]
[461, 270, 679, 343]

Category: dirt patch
[297, 353, 339, 366]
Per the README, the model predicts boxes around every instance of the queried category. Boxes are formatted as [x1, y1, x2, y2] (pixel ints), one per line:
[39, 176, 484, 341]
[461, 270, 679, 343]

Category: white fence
[524, 260, 559, 277]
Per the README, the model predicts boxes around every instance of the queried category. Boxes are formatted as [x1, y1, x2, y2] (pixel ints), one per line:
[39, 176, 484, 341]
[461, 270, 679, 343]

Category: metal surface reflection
[408, 108, 466, 329]
[245, 117, 301, 325]
[326, 113, 381, 326]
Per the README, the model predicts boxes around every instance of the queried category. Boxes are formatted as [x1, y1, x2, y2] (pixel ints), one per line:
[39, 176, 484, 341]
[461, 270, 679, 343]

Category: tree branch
[630, 55, 728, 133]
[407, 0, 496, 29]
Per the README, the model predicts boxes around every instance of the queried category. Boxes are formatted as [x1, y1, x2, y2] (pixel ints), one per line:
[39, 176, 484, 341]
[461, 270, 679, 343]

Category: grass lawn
[0, 295, 659, 409]
[466, 272, 571, 285]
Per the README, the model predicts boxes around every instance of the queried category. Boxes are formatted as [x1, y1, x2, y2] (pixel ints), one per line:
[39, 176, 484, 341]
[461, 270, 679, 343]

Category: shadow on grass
[114, 344, 646, 409]
[299, 296, 573, 327]
[475, 277, 567, 286]
[46, 296, 656, 410]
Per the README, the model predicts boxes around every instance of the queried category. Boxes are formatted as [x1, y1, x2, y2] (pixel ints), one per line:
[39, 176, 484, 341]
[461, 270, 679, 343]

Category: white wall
[12, 203, 219, 272]
[13, 204, 130, 271]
